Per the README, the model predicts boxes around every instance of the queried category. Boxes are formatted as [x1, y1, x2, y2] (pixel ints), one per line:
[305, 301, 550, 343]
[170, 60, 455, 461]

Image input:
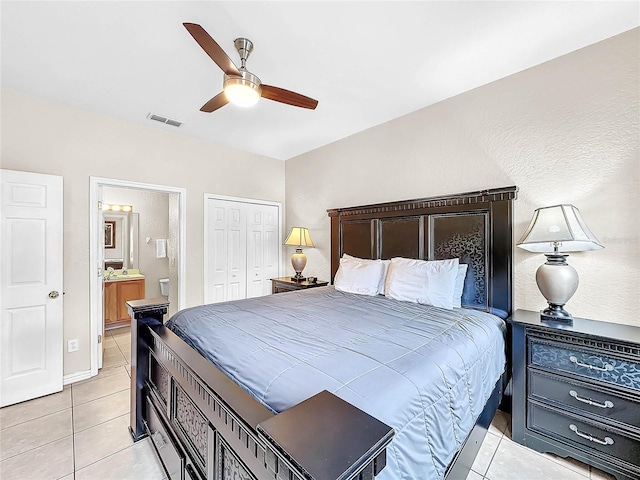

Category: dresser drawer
[529, 338, 640, 391]
[528, 370, 640, 431]
[273, 284, 298, 293]
[146, 397, 185, 480]
[528, 401, 640, 468]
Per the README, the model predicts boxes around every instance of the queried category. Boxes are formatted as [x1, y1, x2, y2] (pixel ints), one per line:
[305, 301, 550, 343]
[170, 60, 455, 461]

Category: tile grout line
[481, 430, 504, 480]
[71, 376, 132, 478]
[72, 385, 130, 409]
[480, 421, 512, 480]
[73, 441, 135, 474]
[71, 382, 77, 480]
[0, 406, 70, 432]
[73, 408, 131, 435]
[72, 430, 140, 476]
[114, 338, 127, 357]
[0, 433, 74, 464]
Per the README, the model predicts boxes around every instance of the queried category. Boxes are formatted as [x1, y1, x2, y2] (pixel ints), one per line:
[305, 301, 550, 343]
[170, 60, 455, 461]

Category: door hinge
[98, 201, 103, 210]
[98, 334, 102, 344]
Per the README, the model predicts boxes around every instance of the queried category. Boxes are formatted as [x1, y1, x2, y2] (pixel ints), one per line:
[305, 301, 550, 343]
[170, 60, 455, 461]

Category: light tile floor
[472, 409, 616, 480]
[1, 327, 164, 480]
[0, 326, 619, 480]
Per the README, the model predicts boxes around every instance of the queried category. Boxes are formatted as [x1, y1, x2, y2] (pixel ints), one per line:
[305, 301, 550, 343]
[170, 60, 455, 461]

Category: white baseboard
[63, 369, 93, 385]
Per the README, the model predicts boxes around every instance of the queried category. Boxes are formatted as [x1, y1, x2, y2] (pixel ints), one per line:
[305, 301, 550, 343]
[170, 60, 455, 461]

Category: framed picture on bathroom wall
[104, 221, 116, 249]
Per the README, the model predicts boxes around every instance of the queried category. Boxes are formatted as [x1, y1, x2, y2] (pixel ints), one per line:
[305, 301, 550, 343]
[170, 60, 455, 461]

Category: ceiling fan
[183, 23, 318, 113]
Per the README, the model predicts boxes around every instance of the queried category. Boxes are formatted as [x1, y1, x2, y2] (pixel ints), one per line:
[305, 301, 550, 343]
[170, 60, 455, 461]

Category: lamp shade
[517, 205, 603, 253]
[517, 204, 603, 323]
[284, 227, 315, 248]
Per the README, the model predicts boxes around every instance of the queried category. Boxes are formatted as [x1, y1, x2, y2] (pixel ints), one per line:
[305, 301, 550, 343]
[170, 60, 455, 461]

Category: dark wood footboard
[127, 298, 394, 480]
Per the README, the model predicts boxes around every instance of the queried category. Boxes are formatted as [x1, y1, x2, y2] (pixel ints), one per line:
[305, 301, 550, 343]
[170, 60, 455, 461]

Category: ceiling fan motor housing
[234, 38, 254, 67]
[223, 70, 262, 93]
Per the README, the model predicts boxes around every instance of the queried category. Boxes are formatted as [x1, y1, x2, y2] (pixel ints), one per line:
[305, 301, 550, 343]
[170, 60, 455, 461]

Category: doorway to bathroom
[89, 177, 186, 376]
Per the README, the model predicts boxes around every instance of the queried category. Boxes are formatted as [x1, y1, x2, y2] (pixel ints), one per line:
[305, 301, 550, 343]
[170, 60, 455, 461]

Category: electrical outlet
[67, 339, 79, 352]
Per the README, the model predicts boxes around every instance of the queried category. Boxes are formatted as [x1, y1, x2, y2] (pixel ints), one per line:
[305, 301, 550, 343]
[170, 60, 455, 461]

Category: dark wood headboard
[327, 186, 518, 319]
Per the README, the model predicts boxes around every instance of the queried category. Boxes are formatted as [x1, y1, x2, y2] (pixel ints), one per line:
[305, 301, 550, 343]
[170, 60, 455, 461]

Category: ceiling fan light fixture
[184, 24, 318, 112]
[223, 72, 261, 107]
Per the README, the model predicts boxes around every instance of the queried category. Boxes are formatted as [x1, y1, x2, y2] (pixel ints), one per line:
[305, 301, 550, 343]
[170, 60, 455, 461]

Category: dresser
[510, 309, 640, 480]
[270, 277, 329, 294]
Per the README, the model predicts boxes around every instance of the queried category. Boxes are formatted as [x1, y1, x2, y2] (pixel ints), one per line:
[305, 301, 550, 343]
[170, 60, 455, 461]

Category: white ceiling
[2, 1, 638, 160]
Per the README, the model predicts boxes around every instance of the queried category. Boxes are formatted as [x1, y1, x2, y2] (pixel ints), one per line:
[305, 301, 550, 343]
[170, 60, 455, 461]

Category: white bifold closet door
[246, 203, 279, 298]
[206, 197, 280, 304]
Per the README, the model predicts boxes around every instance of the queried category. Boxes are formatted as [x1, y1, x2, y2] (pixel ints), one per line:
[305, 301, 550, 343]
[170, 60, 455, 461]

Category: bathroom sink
[105, 274, 145, 282]
[104, 268, 145, 282]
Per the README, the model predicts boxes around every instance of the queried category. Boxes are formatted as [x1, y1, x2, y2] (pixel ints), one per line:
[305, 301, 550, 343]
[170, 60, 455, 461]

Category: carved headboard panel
[327, 186, 518, 319]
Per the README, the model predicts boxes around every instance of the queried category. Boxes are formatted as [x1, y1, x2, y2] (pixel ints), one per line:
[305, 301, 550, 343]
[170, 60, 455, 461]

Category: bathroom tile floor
[0, 326, 618, 480]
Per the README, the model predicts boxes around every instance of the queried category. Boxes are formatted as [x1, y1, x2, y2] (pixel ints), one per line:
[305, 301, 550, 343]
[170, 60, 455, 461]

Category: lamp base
[540, 304, 573, 324]
[536, 254, 578, 325]
[290, 248, 307, 283]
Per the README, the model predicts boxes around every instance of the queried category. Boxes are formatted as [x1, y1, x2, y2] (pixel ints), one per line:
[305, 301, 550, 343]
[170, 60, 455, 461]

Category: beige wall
[286, 28, 639, 326]
[0, 89, 285, 375]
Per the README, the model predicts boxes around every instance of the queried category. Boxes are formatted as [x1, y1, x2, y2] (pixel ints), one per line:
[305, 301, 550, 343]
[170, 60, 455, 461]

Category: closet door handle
[569, 390, 614, 409]
[569, 355, 613, 372]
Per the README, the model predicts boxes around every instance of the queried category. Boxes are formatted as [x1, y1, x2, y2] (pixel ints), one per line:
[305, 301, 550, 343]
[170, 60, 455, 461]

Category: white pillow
[341, 254, 389, 295]
[385, 257, 459, 309]
[453, 264, 468, 308]
[334, 256, 386, 296]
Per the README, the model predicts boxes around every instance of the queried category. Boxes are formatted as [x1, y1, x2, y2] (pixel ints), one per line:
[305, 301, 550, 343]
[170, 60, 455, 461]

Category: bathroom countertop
[104, 268, 145, 282]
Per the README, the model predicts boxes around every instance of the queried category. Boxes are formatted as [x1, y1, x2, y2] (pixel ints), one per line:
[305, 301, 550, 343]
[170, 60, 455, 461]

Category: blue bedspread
[167, 287, 505, 480]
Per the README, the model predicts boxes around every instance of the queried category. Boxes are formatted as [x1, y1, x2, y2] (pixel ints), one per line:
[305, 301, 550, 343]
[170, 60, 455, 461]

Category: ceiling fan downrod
[234, 38, 253, 69]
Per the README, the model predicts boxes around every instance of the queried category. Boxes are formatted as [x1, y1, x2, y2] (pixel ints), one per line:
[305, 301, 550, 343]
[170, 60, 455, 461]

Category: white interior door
[247, 204, 279, 298]
[0, 169, 64, 407]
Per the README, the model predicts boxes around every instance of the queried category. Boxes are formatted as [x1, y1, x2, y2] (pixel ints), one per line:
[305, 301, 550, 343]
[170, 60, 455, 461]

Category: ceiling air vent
[147, 113, 183, 128]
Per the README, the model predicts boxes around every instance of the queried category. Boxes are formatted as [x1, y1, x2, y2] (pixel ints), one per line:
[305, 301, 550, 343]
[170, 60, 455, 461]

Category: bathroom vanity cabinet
[104, 278, 145, 329]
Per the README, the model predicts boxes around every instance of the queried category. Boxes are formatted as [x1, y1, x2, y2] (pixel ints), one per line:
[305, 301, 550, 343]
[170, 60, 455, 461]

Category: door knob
[49, 291, 60, 299]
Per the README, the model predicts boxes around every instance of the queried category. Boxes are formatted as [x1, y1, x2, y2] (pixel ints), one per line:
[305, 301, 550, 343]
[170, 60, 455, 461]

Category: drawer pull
[569, 390, 614, 409]
[569, 424, 614, 446]
[151, 431, 166, 448]
[569, 355, 614, 372]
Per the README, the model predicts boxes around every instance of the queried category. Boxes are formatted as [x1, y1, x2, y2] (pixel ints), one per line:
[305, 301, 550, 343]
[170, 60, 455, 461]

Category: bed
[128, 185, 517, 480]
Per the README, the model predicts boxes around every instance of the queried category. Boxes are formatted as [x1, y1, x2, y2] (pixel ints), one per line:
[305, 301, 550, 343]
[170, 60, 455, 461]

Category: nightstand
[509, 309, 640, 480]
[271, 277, 329, 294]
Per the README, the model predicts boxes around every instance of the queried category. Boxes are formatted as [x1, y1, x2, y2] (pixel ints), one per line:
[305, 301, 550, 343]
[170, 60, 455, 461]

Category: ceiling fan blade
[200, 92, 229, 113]
[183, 23, 241, 76]
[260, 85, 318, 110]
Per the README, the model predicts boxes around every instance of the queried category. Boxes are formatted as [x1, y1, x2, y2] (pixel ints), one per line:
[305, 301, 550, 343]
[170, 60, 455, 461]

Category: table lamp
[284, 227, 315, 281]
[517, 204, 603, 323]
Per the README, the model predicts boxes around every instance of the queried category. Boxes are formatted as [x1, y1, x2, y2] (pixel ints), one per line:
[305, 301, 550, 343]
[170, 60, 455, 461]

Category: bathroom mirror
[104, 212, 139, 269]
